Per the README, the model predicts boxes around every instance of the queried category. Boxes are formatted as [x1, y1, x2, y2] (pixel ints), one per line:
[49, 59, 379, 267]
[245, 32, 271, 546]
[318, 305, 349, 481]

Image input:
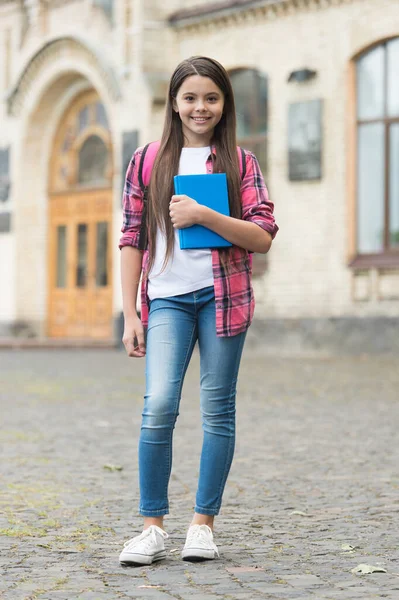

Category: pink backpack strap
[237, 146, 246, 179]
[138, 141, 161, 191]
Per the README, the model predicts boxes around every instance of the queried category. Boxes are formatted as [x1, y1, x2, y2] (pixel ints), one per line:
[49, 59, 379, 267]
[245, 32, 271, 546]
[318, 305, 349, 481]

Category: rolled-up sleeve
[119, 148, 144, 250]
[240, 151, 278, 239]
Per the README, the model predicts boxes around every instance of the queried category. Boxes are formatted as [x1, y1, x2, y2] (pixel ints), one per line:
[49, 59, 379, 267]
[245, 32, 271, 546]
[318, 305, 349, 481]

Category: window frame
[349, 38, 399, 269]
[229, 67, 268, 174]
[229, 67, 269, 277]
[49, 92, 112, 194]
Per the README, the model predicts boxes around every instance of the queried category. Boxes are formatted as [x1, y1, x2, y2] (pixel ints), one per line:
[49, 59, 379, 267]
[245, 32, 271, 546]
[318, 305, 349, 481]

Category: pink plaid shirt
[119, 145, 278, 337]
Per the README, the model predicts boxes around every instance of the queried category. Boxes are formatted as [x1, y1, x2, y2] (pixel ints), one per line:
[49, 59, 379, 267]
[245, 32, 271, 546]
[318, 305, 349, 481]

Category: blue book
[173, 173, 232, 249]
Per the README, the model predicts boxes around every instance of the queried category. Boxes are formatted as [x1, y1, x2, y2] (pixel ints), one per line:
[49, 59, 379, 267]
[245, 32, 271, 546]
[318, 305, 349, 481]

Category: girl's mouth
[191, 117, 211, 123]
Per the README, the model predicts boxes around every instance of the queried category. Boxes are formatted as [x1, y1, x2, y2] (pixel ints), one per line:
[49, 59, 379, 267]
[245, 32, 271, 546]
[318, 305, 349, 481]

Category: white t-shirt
[147, 146, 214, 301]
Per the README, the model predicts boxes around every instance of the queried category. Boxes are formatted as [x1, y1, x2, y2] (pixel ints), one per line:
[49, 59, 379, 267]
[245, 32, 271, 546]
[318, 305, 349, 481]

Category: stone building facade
[0, 0, 398, 346]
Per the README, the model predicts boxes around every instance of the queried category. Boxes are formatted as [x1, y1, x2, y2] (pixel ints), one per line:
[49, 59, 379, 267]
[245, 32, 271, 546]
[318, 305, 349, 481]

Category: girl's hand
[122, 315, 146, 358]
[169, 195, 201, 229]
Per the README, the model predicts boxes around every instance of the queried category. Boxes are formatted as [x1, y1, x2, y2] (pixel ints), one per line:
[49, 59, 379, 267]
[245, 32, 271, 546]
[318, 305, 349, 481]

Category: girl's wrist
[123, 310, 139, 321]
[197, 204, 211, 226]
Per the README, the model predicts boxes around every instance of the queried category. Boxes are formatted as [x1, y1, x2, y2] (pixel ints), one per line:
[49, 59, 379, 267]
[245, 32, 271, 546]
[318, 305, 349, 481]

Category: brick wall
[0, 0, 398, 335]
[172, 0, 399, 318]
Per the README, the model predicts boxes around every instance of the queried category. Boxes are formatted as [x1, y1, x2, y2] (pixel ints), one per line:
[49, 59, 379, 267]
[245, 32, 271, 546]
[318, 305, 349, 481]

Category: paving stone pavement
[1, 347, 399, 600]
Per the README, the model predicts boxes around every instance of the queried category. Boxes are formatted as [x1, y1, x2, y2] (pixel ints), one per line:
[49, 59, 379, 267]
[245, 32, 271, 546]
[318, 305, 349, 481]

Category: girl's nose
[195, 100, 206, 111]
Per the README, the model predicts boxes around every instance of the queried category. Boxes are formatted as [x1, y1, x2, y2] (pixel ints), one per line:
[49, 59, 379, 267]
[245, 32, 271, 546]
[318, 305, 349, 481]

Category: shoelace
[186, 525, 215, 548]
[124, 526, 167, 551]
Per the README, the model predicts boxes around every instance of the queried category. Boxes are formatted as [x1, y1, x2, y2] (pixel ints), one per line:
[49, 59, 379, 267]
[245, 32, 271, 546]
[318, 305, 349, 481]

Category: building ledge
[169, 0, 280, 25]
[168, 0, 352, 27]
[349, 253, 399, 270]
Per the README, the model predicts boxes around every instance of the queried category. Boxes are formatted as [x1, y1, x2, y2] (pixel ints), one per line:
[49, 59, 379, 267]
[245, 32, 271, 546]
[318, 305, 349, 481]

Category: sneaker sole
[181, 548, 217, 561]
[120, 549, 166, 566]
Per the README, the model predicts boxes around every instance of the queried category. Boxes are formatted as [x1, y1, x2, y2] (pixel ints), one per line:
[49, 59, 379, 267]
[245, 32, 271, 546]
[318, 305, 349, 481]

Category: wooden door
[48, 91, 113, 339]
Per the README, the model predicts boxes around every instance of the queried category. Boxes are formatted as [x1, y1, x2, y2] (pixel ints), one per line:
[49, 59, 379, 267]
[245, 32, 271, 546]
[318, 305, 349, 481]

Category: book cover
[173, 173, 232, 249]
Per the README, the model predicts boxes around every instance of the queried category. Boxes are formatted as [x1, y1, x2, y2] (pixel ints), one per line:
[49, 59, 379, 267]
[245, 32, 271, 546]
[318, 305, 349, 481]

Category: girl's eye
[185, 96, 194, 101]
[208, 97, 217, 102]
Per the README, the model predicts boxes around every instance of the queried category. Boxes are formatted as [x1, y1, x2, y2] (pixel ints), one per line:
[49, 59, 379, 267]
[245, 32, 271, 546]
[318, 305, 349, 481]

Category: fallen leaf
[169, 548, 180, 553]
[103, 464, 123, 471]
[342, 544, 358, 552]
[351, 564, 387, 574]
[290, 511, 311, 517]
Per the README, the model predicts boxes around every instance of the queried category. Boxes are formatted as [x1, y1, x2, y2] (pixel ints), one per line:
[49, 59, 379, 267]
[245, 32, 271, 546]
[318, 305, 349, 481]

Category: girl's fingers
[135, 330, 146, 353]
[123, 334, 146, 358]
[131, 348, 146, 357]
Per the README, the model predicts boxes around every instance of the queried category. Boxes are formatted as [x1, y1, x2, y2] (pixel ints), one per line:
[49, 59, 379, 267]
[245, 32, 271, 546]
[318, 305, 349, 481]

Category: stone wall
[172, 0, 399, 319]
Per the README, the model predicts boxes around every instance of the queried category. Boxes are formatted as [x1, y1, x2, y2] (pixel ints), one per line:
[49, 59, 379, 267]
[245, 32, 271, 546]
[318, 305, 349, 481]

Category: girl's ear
[172, 99, 179, 113]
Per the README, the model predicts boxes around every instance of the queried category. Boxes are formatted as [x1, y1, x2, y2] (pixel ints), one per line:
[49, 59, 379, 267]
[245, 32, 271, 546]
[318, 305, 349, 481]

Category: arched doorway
[48, 90, 113, 339]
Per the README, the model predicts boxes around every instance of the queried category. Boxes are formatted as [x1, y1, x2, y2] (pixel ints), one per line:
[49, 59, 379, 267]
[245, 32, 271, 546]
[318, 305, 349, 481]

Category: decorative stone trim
[6, 35, 121, 116]
[169, 0, 356, 30]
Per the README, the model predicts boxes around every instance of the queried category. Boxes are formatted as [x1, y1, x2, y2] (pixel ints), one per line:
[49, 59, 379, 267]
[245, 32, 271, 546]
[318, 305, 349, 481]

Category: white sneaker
[181, 524, 219, 561]
[119, 525, 168, 566]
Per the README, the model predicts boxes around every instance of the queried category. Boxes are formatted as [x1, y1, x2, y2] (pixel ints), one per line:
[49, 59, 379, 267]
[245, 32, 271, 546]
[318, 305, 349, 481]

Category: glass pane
[257, 74, 268, 134]
[357, 45, 385, 120]
[93, 0, 113, 22]
[78, 135, 108, 185]
[78, 106, 89, 133]
[56, 226, 67, 288]
[96, 102, 109, 129]
[357, 123, 385, 253]
[252, 139, 267, 176]
[233, 70, 253, 138]
[96, 222, 108, 287]
[231, 69, 268, 138]
[239, 138, 268, 175]
[387, 38, 399, 117]
[390, 124, 399, 247]
[76, 224, 88, 287]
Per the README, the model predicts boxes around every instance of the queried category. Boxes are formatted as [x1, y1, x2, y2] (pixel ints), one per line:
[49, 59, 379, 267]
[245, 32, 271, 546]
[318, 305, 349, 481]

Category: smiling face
[173, 75, 225, 147]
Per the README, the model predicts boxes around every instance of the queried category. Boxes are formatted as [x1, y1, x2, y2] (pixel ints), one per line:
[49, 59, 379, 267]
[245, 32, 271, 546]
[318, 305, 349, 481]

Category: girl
[119, 56, 278, 565]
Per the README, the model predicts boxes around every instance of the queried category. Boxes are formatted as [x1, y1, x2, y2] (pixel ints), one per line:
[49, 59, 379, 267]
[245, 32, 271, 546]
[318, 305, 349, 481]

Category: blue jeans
[139, 286, 246, 517]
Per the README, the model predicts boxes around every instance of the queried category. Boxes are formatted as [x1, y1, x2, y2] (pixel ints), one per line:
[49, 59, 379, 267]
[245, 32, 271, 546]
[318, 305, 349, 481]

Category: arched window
[78, 135, 109, 184]
[356, 38, 399, 257]
[230, 68, 268, 173]
[51, 95, 111, 192]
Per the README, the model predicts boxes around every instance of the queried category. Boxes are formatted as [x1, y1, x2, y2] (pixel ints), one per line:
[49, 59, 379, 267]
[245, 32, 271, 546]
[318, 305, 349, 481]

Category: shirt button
[216, 304, 222, 309]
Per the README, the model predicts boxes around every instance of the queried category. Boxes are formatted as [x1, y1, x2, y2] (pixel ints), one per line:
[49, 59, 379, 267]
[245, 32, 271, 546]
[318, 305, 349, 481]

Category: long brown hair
[147, 56, 243, 274]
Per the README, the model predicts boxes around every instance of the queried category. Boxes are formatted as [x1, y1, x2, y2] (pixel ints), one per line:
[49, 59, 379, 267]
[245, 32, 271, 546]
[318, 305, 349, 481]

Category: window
[76, 223, 88, 287]
[78, 105, 89, 133]
[96, 222, 109, 287]
[356, 39, 399, 258]
[0, 147, 10, 204]
[56, 225, 67, 288]
[51, 94, 111, 192]
[230, 69, 268, 173]
[230, 68, 269, 277]
[78, 135, 109, 185]
[95, 102, 109, 129]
